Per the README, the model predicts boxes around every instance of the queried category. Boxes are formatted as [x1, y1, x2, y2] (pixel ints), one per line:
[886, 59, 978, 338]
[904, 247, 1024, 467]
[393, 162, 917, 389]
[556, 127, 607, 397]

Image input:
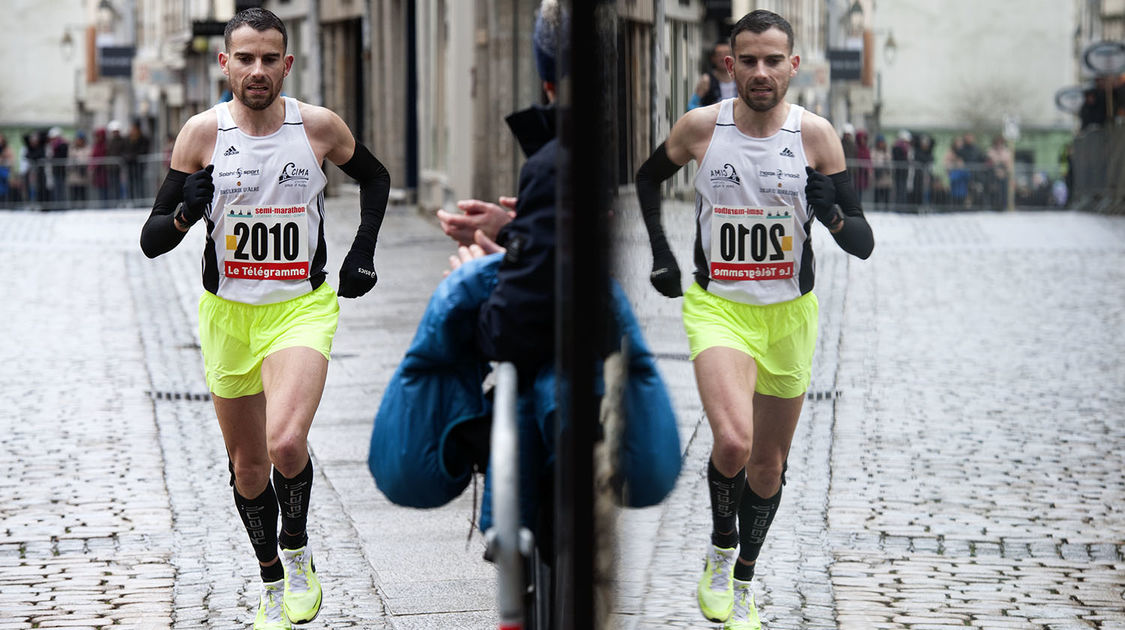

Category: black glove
[650, 247, 683, 298]
[178, 164, 214, 226]
[338, 248, 378, 298]
[805, 166, 840, 226]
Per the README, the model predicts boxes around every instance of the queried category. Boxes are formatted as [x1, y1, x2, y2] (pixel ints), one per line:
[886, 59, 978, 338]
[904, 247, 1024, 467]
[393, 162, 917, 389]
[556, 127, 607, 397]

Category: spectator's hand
[804, 166, 840, 225]
[437, 197, 516, 246]
[445, 229, 506, 277]
[179, 164, 214, 225]
[650, 247, 683, 298]
[338, 249, 378, 298]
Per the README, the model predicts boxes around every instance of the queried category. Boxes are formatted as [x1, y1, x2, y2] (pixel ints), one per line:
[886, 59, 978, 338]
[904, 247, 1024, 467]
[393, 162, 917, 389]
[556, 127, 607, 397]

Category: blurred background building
[0, 0, 1121, 213]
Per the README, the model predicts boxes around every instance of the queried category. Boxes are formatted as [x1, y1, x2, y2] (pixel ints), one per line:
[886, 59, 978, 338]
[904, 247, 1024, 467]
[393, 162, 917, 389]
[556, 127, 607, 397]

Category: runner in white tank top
[632, 10, 874, 629]
[139, 9, 391, 628]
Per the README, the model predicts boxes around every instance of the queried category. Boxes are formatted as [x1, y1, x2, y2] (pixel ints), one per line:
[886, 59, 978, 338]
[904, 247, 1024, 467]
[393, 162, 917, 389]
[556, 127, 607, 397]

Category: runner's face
[220, 26, 292, 111]
[726, 28, 797, 113]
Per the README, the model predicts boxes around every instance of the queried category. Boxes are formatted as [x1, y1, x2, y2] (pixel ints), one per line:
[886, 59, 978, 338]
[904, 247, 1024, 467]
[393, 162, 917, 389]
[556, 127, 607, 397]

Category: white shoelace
[284, 549, 310, 592]
[709, 548, 736, 590]
[730, 584, 753, 621]
[262, 582, 286, 622]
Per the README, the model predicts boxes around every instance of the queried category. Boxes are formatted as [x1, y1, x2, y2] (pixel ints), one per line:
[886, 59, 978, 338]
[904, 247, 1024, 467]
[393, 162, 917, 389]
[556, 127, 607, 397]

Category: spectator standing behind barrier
[891, 130, 912, 206]
[944, 136, 968, 208]
[106, 120, 126, 201]
[841, 123, 857, 173]
[0, 133, 13, 202]
[162, 133, 175, 170]
[23, 131, 47, 204]
[124, 121, 151, 201]
[68, 131, 91, 203]
[690, 41, 737, 110]
[910, 133, 933, 207]
[957, 133, 986, 209]
[870, 133, 892, 209]
[47, 127, 69, 204]
[853, 130, 871, 201]
[986, 135, 1012, 210]
[90, 128, 110, 205]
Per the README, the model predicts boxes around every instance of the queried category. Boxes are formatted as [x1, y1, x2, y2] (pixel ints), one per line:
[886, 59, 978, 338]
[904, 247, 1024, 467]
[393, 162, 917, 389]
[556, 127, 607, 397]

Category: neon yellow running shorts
[682, 283, 818, 398]
[198, 283, 339, 399]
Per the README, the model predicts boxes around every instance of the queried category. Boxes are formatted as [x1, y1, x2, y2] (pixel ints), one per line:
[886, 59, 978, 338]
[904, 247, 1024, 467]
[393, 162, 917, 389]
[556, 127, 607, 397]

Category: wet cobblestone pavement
[0, 199, 1122, 628]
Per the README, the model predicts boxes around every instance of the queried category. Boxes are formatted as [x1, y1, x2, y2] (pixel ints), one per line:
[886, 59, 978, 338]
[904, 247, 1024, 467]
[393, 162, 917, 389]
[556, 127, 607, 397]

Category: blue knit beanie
[533, 0, 561, 83]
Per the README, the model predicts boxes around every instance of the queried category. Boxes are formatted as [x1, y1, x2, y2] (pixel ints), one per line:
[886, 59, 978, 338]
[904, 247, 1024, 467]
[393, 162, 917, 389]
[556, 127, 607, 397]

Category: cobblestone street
[0, 198, 1122, 629]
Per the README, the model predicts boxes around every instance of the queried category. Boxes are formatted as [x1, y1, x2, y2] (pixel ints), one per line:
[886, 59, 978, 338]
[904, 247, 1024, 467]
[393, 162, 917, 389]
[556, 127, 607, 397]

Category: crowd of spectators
[0, 120, 164, 209]
[843, 126, 1067, 212]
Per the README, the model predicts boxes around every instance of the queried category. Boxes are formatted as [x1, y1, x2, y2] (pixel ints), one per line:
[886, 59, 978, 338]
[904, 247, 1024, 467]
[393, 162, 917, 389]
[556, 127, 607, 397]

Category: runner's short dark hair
[729, 10, 794, 53]
[224, 7, 288, 52]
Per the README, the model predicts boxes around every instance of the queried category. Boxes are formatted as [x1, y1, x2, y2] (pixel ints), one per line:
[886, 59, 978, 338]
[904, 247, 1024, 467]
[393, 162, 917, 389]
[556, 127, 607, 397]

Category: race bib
[223, 204, 309, 280]
[709, 206, 795, 281]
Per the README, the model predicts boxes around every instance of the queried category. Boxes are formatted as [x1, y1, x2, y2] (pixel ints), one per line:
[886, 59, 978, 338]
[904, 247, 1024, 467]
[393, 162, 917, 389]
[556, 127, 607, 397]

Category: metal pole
[489, 362, 523, 630]
[555, 0, 613, 628]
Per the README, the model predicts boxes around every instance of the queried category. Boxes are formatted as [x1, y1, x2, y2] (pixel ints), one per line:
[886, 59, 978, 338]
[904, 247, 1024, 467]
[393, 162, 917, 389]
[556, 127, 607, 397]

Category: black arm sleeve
[827, 171, 874, 260]
[338, 142, 391, 257]
[140, 169, 189, 259]
[634, 142, 685, 253]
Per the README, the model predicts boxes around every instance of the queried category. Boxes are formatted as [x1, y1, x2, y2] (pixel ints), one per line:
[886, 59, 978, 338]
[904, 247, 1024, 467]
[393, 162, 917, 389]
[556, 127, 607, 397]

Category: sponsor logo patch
[709, 163, 742, 188]
[278, 162, 310, 186]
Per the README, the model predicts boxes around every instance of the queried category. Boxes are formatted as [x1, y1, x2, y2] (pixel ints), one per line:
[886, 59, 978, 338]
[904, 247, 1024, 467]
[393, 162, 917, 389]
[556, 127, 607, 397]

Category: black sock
[733, 558, 755, 583]
[274, 458, 313, 550]
[261, 559, 284, 583]
[734, 482, 782, 581]
[707, 459, 745, 549]
[234, 483, 280, 571]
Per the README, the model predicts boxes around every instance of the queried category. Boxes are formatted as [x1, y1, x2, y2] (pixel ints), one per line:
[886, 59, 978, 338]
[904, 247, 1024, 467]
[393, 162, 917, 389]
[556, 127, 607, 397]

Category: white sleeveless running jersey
[691, 99, 815, 306]
[202, 97, 329, 305]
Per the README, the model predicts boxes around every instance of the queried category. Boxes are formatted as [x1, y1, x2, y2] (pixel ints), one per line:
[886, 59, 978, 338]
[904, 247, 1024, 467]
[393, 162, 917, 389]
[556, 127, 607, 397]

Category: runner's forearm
[140, 169, 190, 258]
[826, 171, 874, 259]
[339, 142, 390, 257]
[635, 142, 683, 254]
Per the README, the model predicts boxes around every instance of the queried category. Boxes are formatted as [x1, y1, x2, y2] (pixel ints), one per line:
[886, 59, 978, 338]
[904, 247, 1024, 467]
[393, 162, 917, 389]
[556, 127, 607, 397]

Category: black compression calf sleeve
[735, 482, 782, 579]
[234, 483, 280, 565]
[274, 459, 313, 550]
[635, 142, 684, 253]
[827, 171, 875, 259]
[708, 460, 745, 549]
[338, 142, 390, 256]
[140, 169, 189, 258]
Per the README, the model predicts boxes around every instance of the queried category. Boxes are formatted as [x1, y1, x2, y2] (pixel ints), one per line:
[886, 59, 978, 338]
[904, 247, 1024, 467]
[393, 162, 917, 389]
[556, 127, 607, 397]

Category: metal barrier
[0, 152, 169, 211]
[843, 158, 1066, 213]
[485, 362, 534, 630]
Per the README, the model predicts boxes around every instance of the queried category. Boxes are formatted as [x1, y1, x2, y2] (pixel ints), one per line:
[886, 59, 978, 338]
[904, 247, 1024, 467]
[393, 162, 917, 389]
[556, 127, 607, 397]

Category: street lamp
[60, 29, 75, 60]
[884, 32, 897, 66]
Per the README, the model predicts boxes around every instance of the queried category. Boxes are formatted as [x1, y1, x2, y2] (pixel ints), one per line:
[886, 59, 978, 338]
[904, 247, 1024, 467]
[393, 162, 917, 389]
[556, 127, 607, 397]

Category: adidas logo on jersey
[224, 145, 239, 156]
[779, 147, 795, 158]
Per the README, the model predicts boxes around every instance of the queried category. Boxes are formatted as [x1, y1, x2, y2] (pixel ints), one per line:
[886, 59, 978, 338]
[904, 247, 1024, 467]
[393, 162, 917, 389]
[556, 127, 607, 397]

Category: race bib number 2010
[709, 206, 795, 281]
[223, 205, 309, 280]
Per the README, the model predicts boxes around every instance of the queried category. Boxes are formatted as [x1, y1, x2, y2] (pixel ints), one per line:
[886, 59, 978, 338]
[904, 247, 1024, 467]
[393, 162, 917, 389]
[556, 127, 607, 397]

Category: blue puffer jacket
[367, 254, 500, 508]
[368, 254, 682, 525]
